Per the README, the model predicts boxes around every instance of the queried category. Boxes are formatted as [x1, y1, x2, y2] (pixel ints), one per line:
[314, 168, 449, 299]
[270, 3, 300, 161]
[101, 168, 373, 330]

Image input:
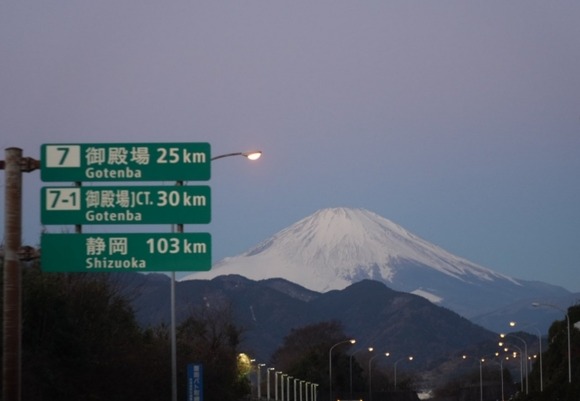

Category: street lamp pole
[328, 339, 355, 401]
[170, 150, 262, 401]
[257, 363, 266, 399]
[267, 368, 275, 400]
[532, 302, 572, 383]
[500, 333, 528, 394]
[275, 372, 282, 401]
[502, 344, 524, 393]
[294, 378, 299, 401]
[281, 374, 287, 401]
[287, 376, 292, 401]
[393, 356, 413, 390]
[367, 352, 389, 401]
[499, 358, 505, 401]
[533, 327, 544, 392]
[350, 347, 373, 398]
[479, 358, 484, 401]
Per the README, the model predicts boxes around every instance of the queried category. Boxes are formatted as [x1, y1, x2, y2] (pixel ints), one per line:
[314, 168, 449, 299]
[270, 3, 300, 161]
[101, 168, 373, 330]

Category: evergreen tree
[20, 267, 169, 400]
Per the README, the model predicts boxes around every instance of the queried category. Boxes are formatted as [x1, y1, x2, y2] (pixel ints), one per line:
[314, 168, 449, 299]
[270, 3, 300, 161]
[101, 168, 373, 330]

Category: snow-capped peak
[183, 207, 519, 294]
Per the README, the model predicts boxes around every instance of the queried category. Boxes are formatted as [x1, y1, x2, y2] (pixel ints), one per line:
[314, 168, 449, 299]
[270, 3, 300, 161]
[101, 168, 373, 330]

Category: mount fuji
[184, 207, 572, 329]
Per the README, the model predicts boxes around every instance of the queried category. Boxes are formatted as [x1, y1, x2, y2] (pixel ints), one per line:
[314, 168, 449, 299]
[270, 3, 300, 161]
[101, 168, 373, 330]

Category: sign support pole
[171, 180, 184, 401]
[1, 148, 38, 401]
[2, 147, 23, 401]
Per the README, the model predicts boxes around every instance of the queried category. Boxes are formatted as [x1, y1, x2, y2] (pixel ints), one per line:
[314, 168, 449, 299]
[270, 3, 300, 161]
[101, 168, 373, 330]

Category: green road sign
[41, 185, 211, 225]
[41, 142, 211, 182]
[41, 233, 211, 272]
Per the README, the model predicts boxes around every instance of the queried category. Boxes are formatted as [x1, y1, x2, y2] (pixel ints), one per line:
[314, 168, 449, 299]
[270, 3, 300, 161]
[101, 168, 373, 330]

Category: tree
[522, 304, 580, 401]
[271, 320, 355, 397]
[20, 267, 169, 400]
[177, 303, 247, 401]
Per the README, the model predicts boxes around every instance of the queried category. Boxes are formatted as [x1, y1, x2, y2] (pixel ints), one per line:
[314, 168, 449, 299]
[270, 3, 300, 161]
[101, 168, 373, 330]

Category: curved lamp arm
[211, 151, 262, 161]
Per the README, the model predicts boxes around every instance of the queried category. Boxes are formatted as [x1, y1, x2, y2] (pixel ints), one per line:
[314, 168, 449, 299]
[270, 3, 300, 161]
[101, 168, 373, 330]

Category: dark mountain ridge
[115, 272, 499, 371]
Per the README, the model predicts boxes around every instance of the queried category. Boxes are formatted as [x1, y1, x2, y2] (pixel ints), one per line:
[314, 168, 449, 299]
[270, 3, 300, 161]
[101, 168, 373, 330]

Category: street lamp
[267, 368, 275, 400]
[286, 375, 293, 401]
[170, 149, 262, 401]
[501, 343, 524, 393]
[460, 354, 494, 401]
[294, 378, 299, 401]
[532, 302, 572, 383]
[328, 339, 356, 401]
[368, 352, 389, 401]
[257, 363, 266, 399]
[509, 321, 543, 392]
[486, 355, 507, 401]
[281, 374, 287, 401]
[275, 372, 283, 401]
[479, 358, 485, 401]
[350, 347, 373, 398]
[499, 356, 507, 401]
[211, 150, 262, 161]
[393, 356, 413, 390]
[500, 333, 528, 394]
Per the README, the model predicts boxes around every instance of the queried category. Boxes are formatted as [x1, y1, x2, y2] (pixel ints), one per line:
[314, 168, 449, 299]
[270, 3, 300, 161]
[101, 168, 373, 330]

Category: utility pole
[1, 147, 39, 401]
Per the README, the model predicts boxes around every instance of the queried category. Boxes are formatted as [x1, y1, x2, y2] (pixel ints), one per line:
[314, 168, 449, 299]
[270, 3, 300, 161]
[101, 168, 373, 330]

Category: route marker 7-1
[41, 185, 211, 225]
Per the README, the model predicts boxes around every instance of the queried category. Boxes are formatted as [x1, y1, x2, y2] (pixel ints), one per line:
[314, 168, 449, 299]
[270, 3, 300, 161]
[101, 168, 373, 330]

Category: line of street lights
[460, 353, 511, 401]
[184, 302, 570, 401]
[463, 339, 543, 401]
[251, 364, 319, 401]
[257, 344, 416, 401]
[459, 301, 573, 401]
[346, 347, 415, 401]
[251, 339, 397, 401]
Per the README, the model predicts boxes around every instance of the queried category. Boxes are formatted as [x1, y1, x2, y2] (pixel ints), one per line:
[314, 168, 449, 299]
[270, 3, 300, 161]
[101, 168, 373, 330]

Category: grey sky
[1, 2, 580, 291]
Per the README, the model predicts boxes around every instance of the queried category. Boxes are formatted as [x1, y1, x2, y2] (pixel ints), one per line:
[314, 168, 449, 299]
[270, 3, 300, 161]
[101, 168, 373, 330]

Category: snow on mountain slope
[183, 207, 520, 293]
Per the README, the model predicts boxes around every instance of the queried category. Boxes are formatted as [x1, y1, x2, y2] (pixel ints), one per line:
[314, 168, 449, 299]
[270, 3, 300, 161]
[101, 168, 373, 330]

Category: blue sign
[187, 363, 203, 401]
